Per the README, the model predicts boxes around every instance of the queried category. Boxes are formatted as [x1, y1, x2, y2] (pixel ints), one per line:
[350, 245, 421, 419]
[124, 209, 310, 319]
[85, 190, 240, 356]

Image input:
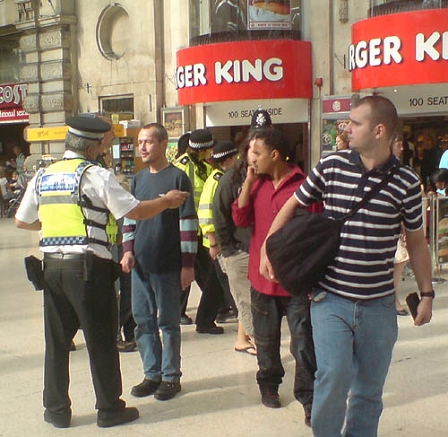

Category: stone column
[16, 12, 77, 160]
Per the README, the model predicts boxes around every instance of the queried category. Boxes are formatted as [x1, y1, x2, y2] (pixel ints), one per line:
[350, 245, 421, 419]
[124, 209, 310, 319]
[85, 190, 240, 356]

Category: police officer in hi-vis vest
[15, 116, 189, 429]
[174, 129, 229, 334]
[198, 141, 241, 337]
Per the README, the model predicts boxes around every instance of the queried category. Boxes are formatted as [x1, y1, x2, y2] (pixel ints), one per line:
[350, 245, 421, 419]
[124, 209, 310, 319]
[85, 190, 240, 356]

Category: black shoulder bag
[266, 167, 397, 295]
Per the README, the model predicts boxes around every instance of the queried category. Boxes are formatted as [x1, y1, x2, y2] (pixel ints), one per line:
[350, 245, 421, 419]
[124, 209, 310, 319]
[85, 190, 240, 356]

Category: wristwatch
[420, 290, 435, 299]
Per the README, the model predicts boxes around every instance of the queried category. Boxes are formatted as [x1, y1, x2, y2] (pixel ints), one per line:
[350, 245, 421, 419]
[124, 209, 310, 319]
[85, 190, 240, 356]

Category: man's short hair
[142, 123, 168, 142]
[66, 132, 97, 153]
[353, 96, 398, 138]
[250, 128, 291, 161]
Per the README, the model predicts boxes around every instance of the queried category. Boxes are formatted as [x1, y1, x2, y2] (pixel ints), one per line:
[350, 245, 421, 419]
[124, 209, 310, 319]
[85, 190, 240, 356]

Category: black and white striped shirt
[295, 150, 423, 299]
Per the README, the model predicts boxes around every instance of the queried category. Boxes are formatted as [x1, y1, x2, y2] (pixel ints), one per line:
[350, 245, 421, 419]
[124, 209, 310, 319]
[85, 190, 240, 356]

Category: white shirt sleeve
[82, 166, 139, 220]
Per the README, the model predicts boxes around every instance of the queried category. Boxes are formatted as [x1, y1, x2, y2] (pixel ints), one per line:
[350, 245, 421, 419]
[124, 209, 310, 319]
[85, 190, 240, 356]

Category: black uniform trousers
[118, 268, 136, 341]
[194, 243, 224, 327]
[42, 254, 124, 413]
[180, 238, 224, 328]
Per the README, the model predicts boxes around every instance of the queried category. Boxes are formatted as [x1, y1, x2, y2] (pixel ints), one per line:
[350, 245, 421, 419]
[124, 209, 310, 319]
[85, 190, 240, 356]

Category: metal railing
[427, 195, 448, 280]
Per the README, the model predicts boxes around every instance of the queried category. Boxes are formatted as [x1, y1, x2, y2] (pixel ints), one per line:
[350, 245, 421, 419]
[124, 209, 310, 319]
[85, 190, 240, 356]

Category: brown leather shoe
[261, 390, 281, 408]
[131, 378, 161, 397]
[154, 381, 181, 401]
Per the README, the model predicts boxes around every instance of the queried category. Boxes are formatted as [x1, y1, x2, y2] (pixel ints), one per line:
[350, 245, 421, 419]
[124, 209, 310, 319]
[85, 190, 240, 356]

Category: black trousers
[113, 243, 136, 341]
[184, 240, 224, 327]
[118, 268, 136, 341]
[42, 254, 123, 413]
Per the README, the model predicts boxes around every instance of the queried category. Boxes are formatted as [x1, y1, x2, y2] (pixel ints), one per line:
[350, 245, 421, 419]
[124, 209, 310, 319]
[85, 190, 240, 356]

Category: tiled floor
[1, 217, 448, 436]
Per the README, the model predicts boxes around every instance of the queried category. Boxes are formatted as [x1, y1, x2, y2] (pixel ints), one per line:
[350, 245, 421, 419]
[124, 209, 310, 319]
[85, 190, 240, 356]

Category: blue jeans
[132, 266, 182, 382]
[251, 287, 316, 406]
[310, 291, 398, 437]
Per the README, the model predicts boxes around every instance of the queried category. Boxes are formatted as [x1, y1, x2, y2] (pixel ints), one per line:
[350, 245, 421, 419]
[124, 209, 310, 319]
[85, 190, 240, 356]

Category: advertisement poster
[161, 107, 188, 139]
[321, 119, 350, 155]
[166, 141, 179, 163]
[248, 0, 291, 30]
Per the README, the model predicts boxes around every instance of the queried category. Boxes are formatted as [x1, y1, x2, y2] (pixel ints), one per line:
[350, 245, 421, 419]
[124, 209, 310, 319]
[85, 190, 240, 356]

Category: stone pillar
[17, 13, 77, 160]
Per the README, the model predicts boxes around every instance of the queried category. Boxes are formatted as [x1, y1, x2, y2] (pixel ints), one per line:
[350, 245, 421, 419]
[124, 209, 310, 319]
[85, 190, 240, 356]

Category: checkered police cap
[212, 141, 238, 160]
[189, 129, 214, 150]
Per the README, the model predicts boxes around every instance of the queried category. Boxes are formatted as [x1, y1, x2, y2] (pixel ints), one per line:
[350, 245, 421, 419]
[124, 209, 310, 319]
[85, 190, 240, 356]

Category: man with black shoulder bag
[232, 125, 316, 427]
[261, 96, 433, 437]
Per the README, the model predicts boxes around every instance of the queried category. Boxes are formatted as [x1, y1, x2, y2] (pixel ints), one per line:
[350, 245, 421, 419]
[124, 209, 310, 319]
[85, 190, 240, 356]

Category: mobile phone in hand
[405, 292, 420, 320]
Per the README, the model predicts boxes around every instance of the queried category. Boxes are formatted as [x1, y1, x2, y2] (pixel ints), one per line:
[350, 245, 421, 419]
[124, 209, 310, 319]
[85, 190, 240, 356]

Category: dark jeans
[43, 254, 123, 413]
[251, 287, 316, 406]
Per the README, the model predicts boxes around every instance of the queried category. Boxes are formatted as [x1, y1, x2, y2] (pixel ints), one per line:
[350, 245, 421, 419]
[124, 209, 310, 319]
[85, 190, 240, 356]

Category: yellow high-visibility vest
[198, 169, 223, 248]
[36, 158, 112, 248]
[174, 152, 212, 211]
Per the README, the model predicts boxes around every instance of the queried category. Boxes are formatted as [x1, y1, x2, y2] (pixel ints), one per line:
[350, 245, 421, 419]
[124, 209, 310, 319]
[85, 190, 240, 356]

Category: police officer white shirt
[16, 150, 139, 259]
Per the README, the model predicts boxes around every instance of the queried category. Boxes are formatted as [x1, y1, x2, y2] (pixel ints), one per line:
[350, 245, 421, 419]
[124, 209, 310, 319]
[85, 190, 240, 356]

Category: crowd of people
[14, 96, 435, 436]
[0, 146, 35, 217]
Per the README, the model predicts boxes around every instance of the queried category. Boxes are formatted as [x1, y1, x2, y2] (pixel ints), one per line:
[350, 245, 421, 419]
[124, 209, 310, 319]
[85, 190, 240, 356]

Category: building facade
[0, 0, 447, 173]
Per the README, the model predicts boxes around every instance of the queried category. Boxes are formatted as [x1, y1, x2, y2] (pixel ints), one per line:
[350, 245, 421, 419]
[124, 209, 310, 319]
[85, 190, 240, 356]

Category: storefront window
[189, 0, 302, 45]
[0, 35, 23, 83]
[369, 0, 447, 17]
[100, 95, 134, 122]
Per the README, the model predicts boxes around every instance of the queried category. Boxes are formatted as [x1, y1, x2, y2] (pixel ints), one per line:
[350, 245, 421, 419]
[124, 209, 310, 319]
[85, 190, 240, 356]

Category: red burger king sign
[176, 40, 312, 105]
[350, 9, 448, 90]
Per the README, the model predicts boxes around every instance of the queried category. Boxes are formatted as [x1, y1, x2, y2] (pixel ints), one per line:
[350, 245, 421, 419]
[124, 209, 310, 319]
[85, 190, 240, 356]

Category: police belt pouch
[266, 168, 397, 295]
[24, 255, 44, 291]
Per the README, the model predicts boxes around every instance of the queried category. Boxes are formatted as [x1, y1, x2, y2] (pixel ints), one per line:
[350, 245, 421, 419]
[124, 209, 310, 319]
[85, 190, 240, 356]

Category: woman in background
[335, 132, 349, 151]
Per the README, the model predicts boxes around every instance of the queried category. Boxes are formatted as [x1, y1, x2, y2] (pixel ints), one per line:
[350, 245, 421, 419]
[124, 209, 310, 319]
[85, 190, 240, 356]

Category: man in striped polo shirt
[261, 96, 433, 437]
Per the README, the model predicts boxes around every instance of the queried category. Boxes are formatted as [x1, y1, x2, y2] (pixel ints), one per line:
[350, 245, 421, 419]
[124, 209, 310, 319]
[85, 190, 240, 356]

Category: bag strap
[339, 165, 399, 222]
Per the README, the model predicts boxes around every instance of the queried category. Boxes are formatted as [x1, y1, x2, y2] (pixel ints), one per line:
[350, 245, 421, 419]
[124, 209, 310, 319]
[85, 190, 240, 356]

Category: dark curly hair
[248, 127, 291, 161]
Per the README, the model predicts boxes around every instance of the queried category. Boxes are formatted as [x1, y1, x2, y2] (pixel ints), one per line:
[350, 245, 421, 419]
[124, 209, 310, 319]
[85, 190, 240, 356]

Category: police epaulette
[180, 156, 190, 165]
[213, 171, 223, 181]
